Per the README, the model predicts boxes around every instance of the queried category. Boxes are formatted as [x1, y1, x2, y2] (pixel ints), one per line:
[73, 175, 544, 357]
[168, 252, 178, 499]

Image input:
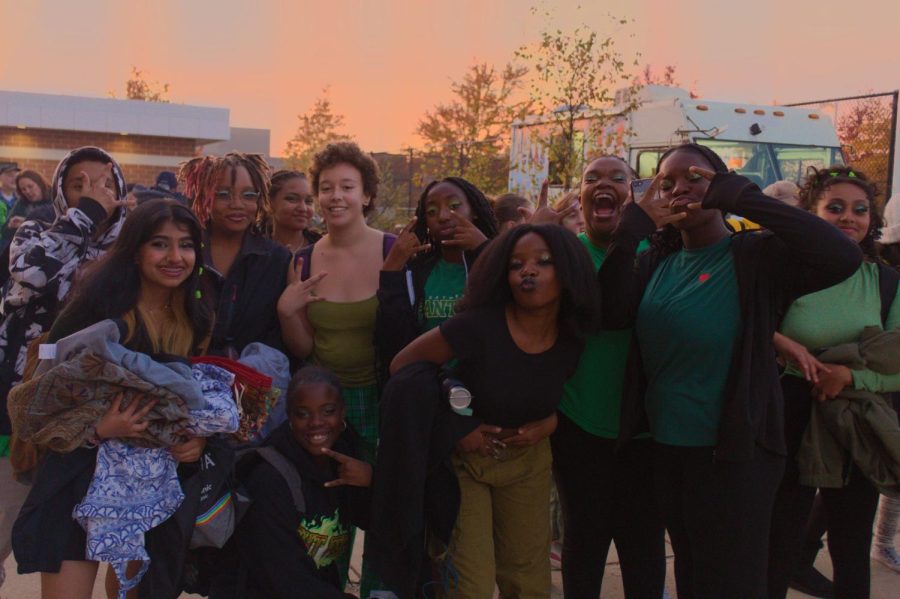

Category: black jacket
[368, 361, 480, 599]
[374, 246, 484, 387]
[600, 172, 863, 461]
[202, 230, 291, 358]
[233, 422, 370, 599]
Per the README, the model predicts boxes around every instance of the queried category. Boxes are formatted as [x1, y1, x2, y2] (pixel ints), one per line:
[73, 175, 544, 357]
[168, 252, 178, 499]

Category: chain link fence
[786, 91, 898, 204]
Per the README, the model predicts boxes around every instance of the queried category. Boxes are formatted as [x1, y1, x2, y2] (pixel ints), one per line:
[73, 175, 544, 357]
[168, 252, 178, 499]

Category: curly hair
[310, 142, 380, 215]
[648, 143, 730, 260]
[457, 224, 599, 337]
[798, 165, 882, 259]
[179, 152, 270, 228]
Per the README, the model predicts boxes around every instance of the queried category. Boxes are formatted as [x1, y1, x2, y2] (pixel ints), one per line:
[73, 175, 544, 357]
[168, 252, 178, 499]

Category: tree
[836, 96, 894, 202]
[109, 67, 171, 102]
[283, 88, 352, 173]
[515, 15, 641, 189]
[416, 63, 531, 196]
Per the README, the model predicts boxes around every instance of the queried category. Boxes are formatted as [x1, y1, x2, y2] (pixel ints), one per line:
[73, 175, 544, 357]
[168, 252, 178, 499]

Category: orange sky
[1, 0, 898, 156]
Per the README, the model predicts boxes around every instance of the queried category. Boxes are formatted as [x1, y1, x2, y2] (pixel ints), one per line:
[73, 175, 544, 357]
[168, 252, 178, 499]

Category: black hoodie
[233, 422, 370, 598]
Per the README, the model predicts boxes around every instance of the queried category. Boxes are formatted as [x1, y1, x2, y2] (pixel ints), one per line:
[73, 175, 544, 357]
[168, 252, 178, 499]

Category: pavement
[3, 529, 897, 598]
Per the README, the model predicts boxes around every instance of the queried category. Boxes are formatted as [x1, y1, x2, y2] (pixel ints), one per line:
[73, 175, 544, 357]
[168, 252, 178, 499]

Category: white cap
[882, 194, 900, 244]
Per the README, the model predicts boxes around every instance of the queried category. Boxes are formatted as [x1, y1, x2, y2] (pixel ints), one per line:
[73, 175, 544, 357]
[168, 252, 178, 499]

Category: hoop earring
[342, 419, 348, 432]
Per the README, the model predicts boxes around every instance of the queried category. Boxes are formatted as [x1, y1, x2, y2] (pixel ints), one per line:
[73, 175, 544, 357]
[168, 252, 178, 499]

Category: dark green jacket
[798, 327, 900, 493]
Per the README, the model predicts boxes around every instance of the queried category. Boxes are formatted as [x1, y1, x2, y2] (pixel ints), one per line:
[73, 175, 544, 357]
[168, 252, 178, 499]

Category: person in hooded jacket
[0, 146, 128, 593]
[233, 366, 371, 599]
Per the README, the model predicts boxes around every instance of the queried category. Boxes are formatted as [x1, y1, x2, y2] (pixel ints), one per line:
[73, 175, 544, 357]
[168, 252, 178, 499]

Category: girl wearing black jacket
[599, 143, 862, 598]
[374, 177, 498, 384]
[233, 366, 371, 599]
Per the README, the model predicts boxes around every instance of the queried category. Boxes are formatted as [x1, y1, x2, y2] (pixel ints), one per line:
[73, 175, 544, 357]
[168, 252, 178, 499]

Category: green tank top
[306, 296, 379, 387]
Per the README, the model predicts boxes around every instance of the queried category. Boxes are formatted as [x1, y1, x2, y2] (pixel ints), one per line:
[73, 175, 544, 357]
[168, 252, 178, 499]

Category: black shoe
[789, 565, 834, 598]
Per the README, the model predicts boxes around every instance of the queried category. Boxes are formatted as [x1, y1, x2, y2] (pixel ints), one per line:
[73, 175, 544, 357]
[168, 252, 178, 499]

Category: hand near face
[321, 447, 373, 488]
[383, 217, 431, 271]
[635, 173, 689, 228]
[80, 163, 121, 217]
[526, 180, 579, 226]
[441, 211, 488, 251]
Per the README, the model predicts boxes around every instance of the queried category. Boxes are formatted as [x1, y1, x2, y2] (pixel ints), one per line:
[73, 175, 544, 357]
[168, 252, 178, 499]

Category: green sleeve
[852, 282, 900, 393]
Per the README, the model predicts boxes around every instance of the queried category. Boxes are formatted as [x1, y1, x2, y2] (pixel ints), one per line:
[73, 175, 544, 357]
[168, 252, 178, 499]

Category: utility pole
[406, 147, 414, 214]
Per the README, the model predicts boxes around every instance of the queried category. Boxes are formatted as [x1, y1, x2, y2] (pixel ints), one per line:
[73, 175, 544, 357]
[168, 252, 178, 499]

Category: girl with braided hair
[599, 143, 862, 597]
[374, 176, 498, 384]
[767, 166, 900, 598]
[266, 170, 321, 253]
[179, 152, 291, 358]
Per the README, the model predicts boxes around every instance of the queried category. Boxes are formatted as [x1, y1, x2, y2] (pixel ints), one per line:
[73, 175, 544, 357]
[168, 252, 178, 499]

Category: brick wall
[0, 126, 199, 186]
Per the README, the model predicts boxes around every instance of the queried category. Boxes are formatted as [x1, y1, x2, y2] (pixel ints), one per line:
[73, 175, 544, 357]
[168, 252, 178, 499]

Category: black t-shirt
[439, 305, 581, 428]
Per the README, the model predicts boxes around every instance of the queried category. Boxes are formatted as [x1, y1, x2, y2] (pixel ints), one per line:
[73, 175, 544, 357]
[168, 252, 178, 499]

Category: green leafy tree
[515, 14, 642, 189]
[367, 156, 409, 232]
[416, 63, 531, 196]
[283, 88, 352, 173]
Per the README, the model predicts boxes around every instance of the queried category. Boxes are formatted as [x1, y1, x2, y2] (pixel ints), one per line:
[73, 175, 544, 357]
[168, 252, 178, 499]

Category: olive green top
[307, 295, 379, 387]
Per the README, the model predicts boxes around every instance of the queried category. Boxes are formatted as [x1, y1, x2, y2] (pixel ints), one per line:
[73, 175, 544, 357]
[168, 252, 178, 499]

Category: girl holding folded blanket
[12, 198, 212, 599]
[391, 224, 597, 598]
[598, 144, 862, 598]
[768, 166, 900, 598]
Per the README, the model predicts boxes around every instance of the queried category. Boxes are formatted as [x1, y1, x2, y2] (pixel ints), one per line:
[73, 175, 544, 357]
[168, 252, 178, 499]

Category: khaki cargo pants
[448, 438, 552, 599]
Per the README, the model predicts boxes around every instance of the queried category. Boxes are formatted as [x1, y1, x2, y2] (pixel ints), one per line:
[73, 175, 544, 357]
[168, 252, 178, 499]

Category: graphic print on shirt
[297, 508, 349, 568]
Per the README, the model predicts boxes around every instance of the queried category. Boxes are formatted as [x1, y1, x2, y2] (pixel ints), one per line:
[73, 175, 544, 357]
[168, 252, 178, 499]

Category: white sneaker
[872, 545, 900, 574]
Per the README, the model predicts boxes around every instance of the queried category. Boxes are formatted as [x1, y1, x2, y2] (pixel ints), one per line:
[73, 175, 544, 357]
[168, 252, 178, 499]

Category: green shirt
[780, 262, 900, 393]
[423, 259, 467, 331]
[0, 434, 9, 458]
[636, 236, 741, 446]
[557, 234, 648, 438]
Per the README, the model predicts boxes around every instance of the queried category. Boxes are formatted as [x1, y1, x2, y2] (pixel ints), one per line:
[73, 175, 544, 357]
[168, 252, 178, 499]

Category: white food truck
[508, 85, 845, 196]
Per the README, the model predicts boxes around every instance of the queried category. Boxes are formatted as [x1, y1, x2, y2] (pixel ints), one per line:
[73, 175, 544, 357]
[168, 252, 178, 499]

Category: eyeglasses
[213, 189, 261, 203]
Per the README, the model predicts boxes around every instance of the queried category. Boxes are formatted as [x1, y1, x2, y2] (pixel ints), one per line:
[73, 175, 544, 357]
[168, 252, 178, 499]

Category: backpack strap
[255, 445, 306, 514]
[382, 233, 397, 259]
[877, 263, 900, 328]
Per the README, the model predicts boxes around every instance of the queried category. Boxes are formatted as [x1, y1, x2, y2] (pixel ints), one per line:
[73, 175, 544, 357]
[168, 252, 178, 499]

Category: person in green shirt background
[550, 156, 666, 598]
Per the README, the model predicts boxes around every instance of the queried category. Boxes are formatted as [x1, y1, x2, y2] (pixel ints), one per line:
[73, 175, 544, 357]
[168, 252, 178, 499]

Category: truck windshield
[694, 139, 844, 189]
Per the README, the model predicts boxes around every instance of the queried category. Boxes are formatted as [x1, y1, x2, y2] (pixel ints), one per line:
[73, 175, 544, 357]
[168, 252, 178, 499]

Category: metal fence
[786, 91, 898, 203]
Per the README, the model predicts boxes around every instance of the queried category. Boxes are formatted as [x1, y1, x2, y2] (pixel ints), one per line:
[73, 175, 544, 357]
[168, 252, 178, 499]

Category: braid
[412, 177, 499, 245]
[178, 152, 271, 228]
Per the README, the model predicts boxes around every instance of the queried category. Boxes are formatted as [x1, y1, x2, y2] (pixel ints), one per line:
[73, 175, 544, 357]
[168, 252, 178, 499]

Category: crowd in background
[0, 140, 897, 599]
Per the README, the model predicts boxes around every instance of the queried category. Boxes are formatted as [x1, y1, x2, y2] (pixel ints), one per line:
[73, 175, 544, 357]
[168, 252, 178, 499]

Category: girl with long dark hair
[375, 176, 498, 383]
[391, 224, 597, 598]
[266, 170, 320, 253]
[12, 199, 212, 599]
[599, 143, 862, 597]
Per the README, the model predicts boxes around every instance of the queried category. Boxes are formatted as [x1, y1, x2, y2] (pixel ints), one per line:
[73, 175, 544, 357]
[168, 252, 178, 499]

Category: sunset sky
[1, 0, 897, 156]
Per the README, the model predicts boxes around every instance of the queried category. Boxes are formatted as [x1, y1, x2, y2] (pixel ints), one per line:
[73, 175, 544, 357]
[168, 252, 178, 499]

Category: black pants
[550, 413, 665, 599]
[768, 376, 881, 599]
[653, 442, 784, 599]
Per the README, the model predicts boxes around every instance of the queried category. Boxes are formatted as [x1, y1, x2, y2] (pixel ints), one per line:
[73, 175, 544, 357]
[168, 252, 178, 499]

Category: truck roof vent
[808, 113, 820, 120]
[734, 107, 747, 114]
[696, 104, 709, 111]
[773, 111, 785, 117]
[753, 109, 766, 115]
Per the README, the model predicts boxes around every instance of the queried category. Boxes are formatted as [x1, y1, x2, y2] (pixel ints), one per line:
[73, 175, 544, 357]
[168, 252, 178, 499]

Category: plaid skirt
[342, 384, 379, 464]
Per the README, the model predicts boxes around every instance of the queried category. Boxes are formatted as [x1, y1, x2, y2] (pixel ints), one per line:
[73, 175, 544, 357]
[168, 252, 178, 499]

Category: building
[0, 90, 229, 185]
[202, 126, 283, 170]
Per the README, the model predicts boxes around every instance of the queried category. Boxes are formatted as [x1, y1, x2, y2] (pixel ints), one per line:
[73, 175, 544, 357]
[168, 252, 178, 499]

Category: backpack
[189, 444, 305, 549]
[877, 262, 899, 328]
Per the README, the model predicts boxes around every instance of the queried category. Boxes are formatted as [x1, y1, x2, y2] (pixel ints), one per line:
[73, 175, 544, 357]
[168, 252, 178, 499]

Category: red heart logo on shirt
[698, 273, 711, 283]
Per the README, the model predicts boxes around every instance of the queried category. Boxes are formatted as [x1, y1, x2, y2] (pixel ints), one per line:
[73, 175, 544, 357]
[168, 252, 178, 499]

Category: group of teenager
[0, 138, 896, 599]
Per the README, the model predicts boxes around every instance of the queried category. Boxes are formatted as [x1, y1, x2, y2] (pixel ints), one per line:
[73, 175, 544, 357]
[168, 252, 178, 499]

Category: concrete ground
[3, 529, 897, 598]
